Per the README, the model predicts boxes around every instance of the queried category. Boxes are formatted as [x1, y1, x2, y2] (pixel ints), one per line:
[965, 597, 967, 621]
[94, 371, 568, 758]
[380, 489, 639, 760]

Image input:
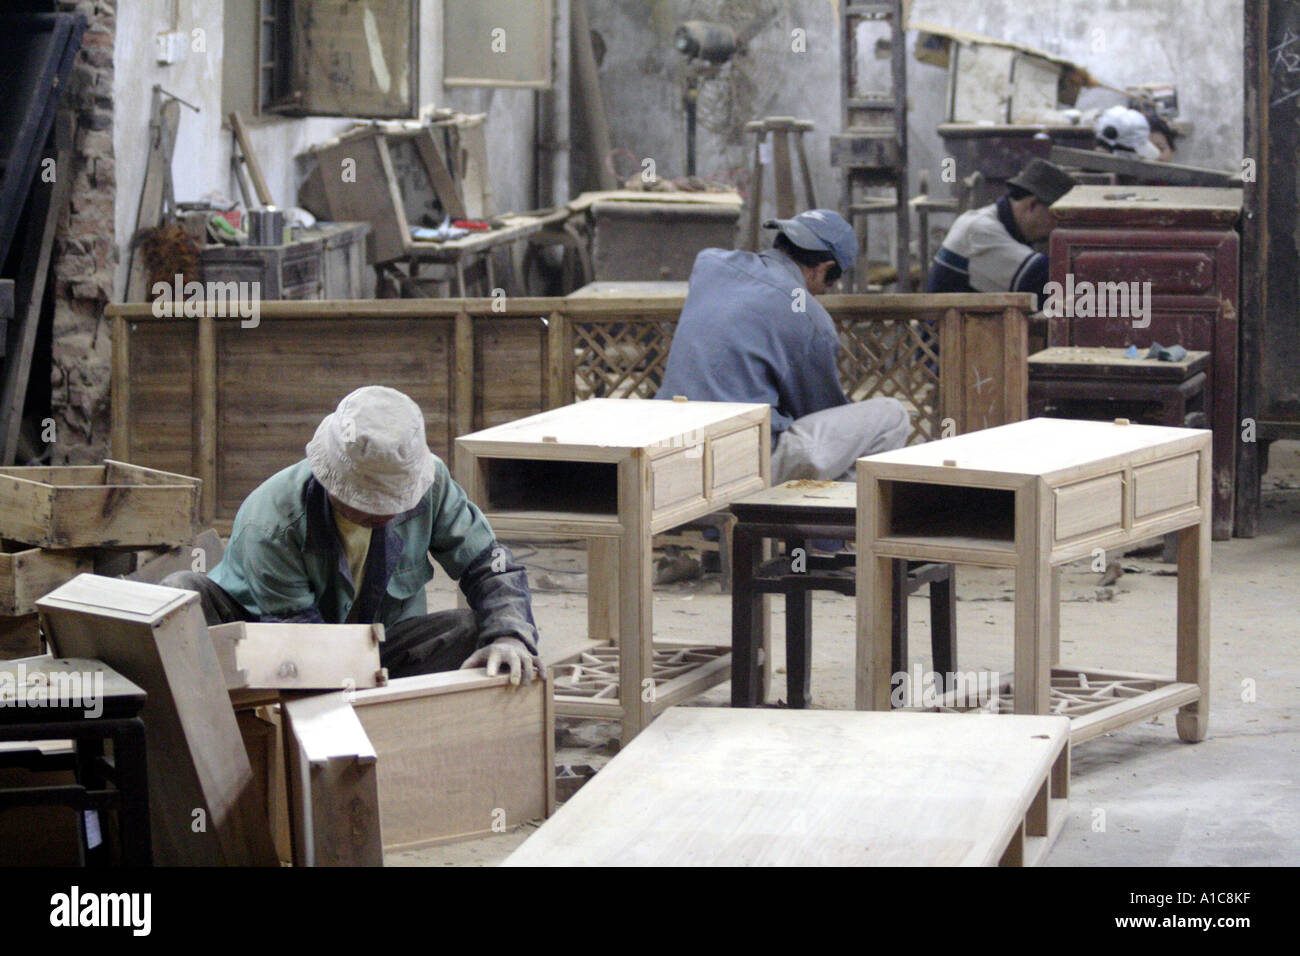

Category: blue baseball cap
[764, 209, 858, 274]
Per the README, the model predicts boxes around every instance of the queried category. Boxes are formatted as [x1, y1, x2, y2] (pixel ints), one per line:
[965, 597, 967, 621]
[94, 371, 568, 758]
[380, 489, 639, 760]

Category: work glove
[461, 636, 543, 686]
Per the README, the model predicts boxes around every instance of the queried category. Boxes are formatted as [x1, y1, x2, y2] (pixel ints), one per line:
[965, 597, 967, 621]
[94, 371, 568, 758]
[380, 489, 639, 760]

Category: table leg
[730, 525, 762, 707]
[891, 560, 909, 676]
[1014, 558, 1053, 717]
[930, 566, 957, 677]
[619, 462, 655, 745]
[1176, 514, 1211, 742]
[785, 538, 812, 709]
[114, 719, 152, 867]
[587, 537, 619, 645]
[857, 552, 894, 710]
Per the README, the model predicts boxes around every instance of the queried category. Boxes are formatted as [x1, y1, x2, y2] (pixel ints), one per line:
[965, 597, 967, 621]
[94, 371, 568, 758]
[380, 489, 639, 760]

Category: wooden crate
[36, 574, 278, 866]
[505, 708, 1071, 867]
[351, 669, 555, 851]
[0, 614, 41, 659]
[0, 461, 200, 548]
[209, 621, 386, 691]
[0, 542, 92, 616]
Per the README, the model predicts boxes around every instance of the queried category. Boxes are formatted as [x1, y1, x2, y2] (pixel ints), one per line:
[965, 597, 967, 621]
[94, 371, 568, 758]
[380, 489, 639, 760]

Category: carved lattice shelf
[554, 643, 731, 701]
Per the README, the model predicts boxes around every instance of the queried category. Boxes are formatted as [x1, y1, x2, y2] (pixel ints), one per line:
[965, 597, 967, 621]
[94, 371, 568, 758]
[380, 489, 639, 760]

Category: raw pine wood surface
[458, 398, 770, 456]
[209, 622, 385, 691]
[36, 574, 277, 865]
[504, 708, 1069, 867]
[863, 418, 1207, 481]
[0, 462, 200, 548]
[283, 691, 384, 867]
[351, 670, 554, 850]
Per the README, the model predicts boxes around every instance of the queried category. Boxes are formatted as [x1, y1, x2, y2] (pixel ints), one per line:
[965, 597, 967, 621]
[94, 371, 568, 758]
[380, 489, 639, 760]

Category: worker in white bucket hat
[164, 386, 542, 683]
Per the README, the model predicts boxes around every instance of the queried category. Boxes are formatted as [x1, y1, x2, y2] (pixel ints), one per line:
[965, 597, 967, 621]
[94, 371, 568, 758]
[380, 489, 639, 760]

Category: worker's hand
[460, 637, 542, 686]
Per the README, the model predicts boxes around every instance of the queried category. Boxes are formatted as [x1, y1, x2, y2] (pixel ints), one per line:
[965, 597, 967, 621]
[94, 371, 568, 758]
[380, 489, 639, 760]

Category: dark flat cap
[1007, 158, 1076, 207]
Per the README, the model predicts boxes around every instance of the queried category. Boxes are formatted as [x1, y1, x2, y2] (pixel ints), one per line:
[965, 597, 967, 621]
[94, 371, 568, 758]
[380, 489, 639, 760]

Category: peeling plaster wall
[585, 0, 1243, 255]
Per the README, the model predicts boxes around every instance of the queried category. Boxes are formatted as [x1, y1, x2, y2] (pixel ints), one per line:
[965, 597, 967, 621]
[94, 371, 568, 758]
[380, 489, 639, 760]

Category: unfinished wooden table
[455, 398, 770, 742]
[856, 418, 1211, 744]
[503, 707, 1070, 866]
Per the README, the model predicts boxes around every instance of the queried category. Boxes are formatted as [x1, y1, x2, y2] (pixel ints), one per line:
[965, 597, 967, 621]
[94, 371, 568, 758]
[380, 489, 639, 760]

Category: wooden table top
[503, 707, 1069, 866]
[0, 656, 145, 722]
[861, 417, 1207, 481]
[730, 479, 855, 522]
[1029, 346, 1210, 380]
[456, 398, 769, 453]
[1051, 185, 1243, 227]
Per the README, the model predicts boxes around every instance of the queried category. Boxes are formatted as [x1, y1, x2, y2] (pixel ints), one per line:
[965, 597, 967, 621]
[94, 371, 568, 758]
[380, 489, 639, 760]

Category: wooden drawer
[1054, 473, 1123, 542]
[709, 425, 762, 494]
[0, 543, 93, 617]
[1133, 453, 1199, 519]
[652, 446, 705, 511]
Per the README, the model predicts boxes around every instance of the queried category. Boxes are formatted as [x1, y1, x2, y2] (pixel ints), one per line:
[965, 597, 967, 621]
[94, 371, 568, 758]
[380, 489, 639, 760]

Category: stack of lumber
[34, 573, 555, 866]
[0, 460, 201, 659]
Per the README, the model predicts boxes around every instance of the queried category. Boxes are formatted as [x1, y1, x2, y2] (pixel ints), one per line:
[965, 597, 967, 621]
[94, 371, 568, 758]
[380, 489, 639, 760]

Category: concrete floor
[392, 441, 1300, 867]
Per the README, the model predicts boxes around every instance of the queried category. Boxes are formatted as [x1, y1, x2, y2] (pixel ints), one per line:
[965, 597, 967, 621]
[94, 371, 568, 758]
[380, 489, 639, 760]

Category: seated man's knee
[161, 570, 207, 591]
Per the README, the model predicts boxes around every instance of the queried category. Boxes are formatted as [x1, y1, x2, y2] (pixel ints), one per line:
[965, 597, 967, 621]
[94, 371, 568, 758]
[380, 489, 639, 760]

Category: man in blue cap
[656, 209, 910, 482]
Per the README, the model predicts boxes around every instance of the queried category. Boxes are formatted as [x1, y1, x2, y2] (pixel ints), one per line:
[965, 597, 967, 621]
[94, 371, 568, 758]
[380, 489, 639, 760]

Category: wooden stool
[729, 481, 956, 709]
[744, 117, 817, 251]
[1028, 346, 1210, 428]
[0, 658, 151, 866]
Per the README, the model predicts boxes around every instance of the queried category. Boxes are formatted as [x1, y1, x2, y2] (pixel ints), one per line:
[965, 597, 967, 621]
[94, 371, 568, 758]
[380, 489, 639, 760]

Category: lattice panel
[569, 316, 942, 444]
[928, 669, 1174, 718]
[570, 319, 677, 400]
[836, 318, 941, 444]
[554, 644, 730, 700]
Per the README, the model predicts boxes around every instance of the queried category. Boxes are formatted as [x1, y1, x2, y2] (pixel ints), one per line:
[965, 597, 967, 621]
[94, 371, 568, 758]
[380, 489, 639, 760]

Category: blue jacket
[655, 247, 848, 433]
[208, 457, 539, 653]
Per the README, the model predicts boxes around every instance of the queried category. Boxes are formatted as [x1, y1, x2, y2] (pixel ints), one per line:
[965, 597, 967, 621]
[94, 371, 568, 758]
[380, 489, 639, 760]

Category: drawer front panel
[710, 426, 761, 493]
[1133, 454, 1199, 519]
[1054, 473, 1124, 541]
[1068, 249, 1217, 296]
[653, 447, 705, 511]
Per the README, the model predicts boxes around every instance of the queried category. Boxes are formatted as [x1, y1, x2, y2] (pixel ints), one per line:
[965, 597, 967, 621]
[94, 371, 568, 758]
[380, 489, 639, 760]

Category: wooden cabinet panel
[1133, 453, 1199, 519]
[652, 446, 705, 511]
[710, 425, 763, 494]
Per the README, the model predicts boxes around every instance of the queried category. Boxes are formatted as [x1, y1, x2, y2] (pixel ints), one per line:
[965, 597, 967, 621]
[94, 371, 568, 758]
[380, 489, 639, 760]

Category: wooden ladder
[832, 1, 911, 291]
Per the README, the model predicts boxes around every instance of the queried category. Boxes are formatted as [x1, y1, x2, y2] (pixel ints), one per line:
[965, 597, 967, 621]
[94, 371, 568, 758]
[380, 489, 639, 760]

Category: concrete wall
[585, 0, 1244, 255]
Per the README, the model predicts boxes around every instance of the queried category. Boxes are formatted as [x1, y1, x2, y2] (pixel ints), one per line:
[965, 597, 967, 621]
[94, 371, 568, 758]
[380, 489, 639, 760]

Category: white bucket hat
[306, 386, 437, 515]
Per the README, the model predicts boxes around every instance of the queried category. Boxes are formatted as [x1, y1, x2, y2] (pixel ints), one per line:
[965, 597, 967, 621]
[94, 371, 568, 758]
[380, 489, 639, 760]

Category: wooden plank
[350, 670, 553, 850]
[1049, 146, 1242, 188]
[282, 691, 383, 867]
[411, 127, 466, 221]
[228, 112, 273, 206]
[1070, 682, 1201, 743]
[1051, 184, 1243, 227]
[37, 574, 277, 865]
[209, 622, 386, 691]
[126, 527, 226, 584]
[504, 708, 1070, 866]
[197, 313, 217, 526]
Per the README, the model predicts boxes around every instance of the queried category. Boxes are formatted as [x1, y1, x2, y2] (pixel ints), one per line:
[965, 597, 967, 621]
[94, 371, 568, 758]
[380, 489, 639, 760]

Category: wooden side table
[1028, 346, 1210, 429]
[455, 398, 770, 743]
[503, 707, 1071, 867]
[856, 418, 1211, 744]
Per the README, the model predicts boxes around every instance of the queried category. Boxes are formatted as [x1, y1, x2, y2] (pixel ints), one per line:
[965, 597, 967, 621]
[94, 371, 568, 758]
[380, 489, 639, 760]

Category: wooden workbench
[503, 707, 1071, 866]
[455, 398, 770, 743]
[856, 418, 1211, 744]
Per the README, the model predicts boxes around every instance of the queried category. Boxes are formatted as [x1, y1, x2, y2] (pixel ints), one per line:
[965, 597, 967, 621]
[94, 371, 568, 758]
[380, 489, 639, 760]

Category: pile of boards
[32, 574, 555, 866]
[0, 461, 203, 660]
